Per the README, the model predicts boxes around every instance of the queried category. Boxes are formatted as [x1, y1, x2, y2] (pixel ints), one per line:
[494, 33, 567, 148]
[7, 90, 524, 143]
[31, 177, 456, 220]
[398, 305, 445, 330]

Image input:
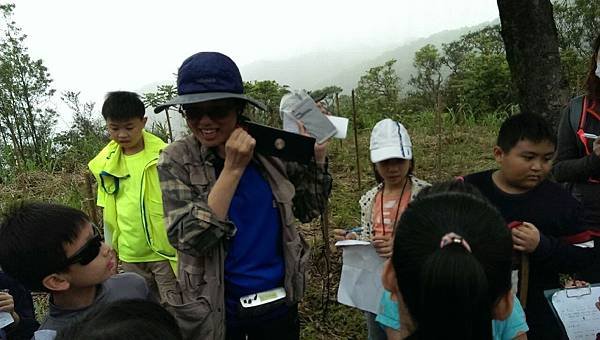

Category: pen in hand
[345, 227, 363, 236]
[333, 227, 363, 241]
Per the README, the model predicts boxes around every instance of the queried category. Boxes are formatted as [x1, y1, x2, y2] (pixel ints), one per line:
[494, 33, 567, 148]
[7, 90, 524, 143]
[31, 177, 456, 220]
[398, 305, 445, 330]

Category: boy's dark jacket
[463, 170, 600, 339]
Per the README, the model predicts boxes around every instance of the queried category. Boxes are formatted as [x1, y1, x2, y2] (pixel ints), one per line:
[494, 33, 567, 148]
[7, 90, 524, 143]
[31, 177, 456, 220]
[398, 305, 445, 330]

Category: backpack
[568, 96, 585, 135]
[567, 95, 600, 183]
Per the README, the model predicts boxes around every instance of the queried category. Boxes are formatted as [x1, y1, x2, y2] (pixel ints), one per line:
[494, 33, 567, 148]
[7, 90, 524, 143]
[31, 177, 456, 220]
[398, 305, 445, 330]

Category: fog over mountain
[142, 18, 498, 138]
[239, 19, 498, 93]
[141, 18, 498, 96]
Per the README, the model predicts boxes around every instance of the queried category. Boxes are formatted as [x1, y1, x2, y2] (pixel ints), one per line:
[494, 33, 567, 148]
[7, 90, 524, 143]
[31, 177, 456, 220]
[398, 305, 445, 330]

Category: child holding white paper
[333, 118, 429, 340]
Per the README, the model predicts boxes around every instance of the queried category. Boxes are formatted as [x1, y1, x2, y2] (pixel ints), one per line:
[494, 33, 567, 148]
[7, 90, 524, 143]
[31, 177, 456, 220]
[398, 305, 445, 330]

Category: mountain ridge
[240, 18, 499, 93]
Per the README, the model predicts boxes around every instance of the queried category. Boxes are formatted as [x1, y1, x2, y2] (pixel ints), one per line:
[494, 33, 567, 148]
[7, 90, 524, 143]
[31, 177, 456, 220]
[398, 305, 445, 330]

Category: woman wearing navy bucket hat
[155, 52, 332, 340]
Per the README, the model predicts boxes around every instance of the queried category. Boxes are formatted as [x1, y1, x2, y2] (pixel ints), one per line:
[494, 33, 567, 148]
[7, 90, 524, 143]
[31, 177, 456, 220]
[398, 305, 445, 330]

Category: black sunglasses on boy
[62, 224, 103, 268]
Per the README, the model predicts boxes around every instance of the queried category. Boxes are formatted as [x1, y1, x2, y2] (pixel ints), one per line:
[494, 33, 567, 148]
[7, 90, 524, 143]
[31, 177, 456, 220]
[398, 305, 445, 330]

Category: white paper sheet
[0, 311, 14, 329]
[335, 240, 370, 247]
[336, 242, 386, 314]
[551, 286, 600, 339]
[326, 115, 349, 139]
[574, 240, 595, 248]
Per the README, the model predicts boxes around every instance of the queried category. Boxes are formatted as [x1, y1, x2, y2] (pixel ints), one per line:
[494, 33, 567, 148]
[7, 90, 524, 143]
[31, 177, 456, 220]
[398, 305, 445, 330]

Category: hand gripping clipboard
[243, 121, 316, 164]
[544, 283, 600, 339]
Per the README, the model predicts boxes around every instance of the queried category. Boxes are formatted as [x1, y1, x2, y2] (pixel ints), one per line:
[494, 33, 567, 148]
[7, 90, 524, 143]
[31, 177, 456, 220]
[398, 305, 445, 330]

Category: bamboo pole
[351, 90, 362, 191]
[335, 92, 342, 149]
[436, 92, 442, 179]
[320, 200, 331, 320]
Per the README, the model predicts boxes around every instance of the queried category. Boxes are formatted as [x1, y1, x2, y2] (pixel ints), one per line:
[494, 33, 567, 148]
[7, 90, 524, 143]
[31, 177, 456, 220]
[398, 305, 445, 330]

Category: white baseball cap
[369, 118, 413, 163]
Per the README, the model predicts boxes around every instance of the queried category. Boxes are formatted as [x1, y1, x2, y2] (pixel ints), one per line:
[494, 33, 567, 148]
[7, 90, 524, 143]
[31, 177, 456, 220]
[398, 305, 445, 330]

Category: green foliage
[143, 84, 178, 142]
[53, 91, 108, 171]
[348, 25, 516, 121]
[243, 80, 289, 126]
[440, 25, 516, 116]
[554, 0, 600, 57]
[309, 85, 343, 112]
[143, 84, 177, 109]
[553, 0, 600, 94]
[355, 59, 402, 127]
[449, 53, 514, 114]
[145, 120, 169, 143]
[0, 4, 56, 175]
[408, 44, 444, 111]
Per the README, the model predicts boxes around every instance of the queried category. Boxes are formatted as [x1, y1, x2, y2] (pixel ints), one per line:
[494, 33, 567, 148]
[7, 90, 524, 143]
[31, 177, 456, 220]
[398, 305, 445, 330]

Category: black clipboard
[544, 283, 600, 338]
[243, 121, 316, 164]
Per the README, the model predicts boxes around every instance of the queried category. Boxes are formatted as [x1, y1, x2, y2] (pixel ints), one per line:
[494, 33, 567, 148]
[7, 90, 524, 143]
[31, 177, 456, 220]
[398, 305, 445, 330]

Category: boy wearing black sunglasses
[0, 202, 153, 335]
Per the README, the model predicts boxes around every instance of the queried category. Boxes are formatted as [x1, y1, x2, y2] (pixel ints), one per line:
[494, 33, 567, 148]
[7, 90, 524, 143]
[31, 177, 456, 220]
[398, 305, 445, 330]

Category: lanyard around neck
[379, 178, 409, 237]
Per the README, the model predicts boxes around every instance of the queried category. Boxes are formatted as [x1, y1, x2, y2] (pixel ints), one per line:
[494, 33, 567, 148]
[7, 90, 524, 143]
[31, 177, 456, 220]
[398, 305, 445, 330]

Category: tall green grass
[0, 112, 505, 339]
[299, 111, 503, 339]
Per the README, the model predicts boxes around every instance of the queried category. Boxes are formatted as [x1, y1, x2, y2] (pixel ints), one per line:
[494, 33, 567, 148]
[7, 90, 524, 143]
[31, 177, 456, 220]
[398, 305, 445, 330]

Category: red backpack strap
[575, 96, 593, 155]
[576, 97, 600, 183]
[586, 98, 600, 121]
[579, 96, 588, 128]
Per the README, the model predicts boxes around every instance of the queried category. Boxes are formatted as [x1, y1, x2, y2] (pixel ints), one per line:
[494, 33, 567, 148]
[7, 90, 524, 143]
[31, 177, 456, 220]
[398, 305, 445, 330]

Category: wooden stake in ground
[335, 92, 342, 149]
[83, 172, 99, 226]
[320, 200, 331, 320]
[164, 109, 174, 143]
[351, 90, 362, 192]
[435, 93, 442, 179]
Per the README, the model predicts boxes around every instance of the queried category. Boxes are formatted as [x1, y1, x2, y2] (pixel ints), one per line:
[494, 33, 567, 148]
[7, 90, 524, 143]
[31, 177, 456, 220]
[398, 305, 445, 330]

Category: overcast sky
[13, 0, 499, 126]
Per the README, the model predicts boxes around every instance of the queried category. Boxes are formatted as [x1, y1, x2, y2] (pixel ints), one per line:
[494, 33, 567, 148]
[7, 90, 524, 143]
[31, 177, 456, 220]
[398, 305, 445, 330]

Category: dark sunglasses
[63, 225, 103, 268]
[180, 103, 239, 121]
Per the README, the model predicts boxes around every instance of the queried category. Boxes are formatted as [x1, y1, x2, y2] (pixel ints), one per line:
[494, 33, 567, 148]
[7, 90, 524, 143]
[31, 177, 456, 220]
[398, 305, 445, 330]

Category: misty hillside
[142, 19, 499, 138]
[241, 19, 499, 93]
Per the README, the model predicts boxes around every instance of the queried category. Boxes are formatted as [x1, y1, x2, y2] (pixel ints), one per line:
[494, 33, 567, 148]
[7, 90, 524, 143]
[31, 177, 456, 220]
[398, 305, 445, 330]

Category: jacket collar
[90, 130, 166, 177]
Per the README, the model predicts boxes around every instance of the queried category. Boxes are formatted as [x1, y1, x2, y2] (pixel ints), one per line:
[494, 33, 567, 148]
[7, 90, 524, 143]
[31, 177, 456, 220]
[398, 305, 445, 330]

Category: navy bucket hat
[154, 52, 266, 113]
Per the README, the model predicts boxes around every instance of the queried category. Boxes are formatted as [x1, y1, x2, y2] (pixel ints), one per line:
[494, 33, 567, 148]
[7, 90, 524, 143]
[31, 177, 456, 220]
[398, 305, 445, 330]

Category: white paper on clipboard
[336, 240, 386, 314]
[550, 286, 600, 339]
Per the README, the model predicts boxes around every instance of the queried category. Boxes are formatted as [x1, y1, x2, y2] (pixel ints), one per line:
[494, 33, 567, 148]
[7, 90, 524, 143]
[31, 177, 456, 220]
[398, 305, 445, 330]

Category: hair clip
[440, 232, 472, 253]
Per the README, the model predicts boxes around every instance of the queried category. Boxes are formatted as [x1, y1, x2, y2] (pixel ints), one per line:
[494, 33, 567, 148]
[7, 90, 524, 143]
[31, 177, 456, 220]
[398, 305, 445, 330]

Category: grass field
[0, 111, 504, 339]
[297, 111, 503, 339]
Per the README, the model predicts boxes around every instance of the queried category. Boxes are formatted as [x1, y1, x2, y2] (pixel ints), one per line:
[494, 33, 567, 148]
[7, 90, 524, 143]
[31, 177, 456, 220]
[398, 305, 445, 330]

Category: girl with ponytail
[382, 183, 527, 339]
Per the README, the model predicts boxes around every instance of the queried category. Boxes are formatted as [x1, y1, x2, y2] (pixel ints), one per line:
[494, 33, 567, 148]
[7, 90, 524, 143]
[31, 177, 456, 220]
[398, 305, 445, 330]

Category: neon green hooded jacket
[88, 130, 177, 272]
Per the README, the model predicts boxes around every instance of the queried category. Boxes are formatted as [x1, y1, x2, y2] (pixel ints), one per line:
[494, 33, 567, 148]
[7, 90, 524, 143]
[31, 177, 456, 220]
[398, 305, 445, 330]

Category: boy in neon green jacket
[88, 91, 177, 305]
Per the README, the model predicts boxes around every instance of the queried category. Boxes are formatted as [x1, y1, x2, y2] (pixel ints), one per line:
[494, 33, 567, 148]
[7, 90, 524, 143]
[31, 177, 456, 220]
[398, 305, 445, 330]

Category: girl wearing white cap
[334, 118, 430, 340]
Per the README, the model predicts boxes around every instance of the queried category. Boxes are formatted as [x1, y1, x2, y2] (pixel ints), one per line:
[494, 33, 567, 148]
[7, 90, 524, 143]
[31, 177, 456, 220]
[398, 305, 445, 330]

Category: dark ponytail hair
[392, 185, 512, 339]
